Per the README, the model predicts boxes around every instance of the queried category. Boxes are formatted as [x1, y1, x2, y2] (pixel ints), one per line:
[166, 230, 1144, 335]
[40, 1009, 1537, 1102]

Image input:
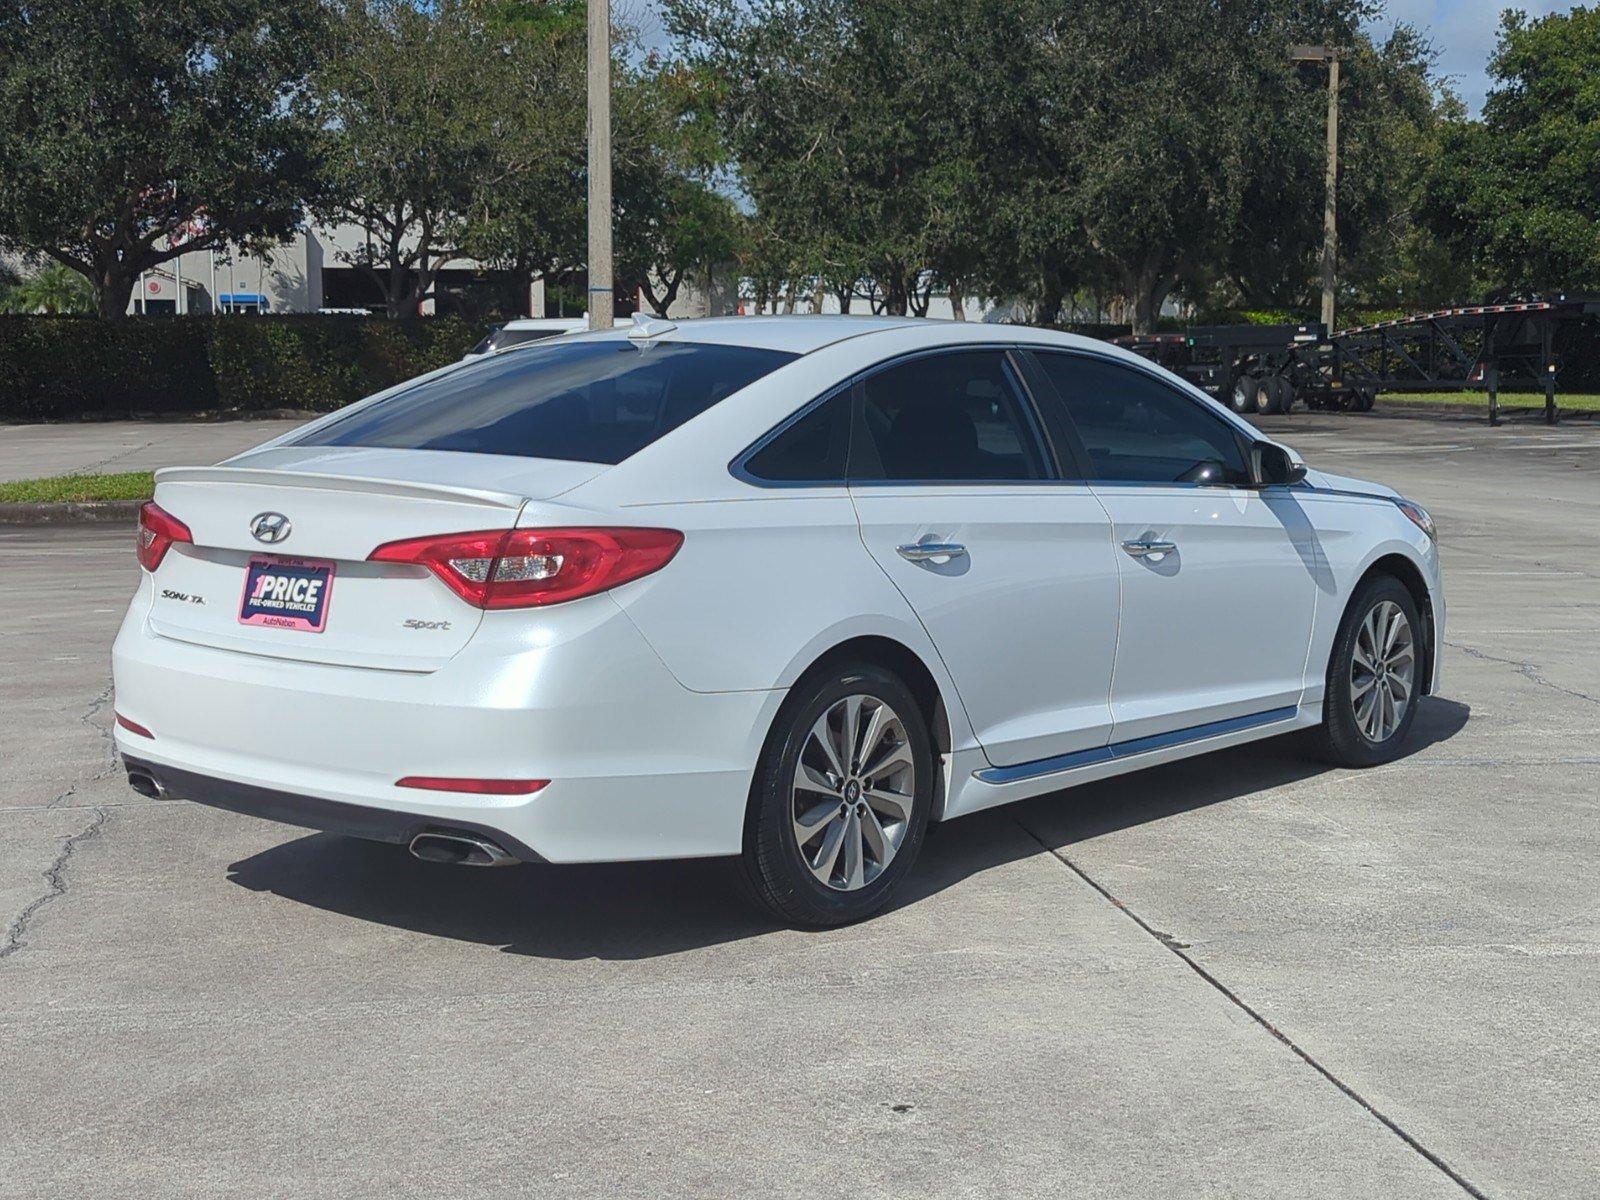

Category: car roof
[558, 314, 922, 355]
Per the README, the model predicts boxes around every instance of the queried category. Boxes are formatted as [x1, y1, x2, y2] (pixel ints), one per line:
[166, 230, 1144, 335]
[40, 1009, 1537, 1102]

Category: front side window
[296, 340, 797, 465]
[853, 351, 1046, 482]
[1034, 352, 1249, 485]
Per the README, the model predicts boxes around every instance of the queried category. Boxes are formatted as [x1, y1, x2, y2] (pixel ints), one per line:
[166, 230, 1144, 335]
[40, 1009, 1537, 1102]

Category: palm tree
[0, 263, 96, 314]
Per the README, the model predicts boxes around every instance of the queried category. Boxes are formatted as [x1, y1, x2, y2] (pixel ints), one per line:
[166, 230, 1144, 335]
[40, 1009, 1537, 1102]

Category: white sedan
[113, 316, 1443, 926]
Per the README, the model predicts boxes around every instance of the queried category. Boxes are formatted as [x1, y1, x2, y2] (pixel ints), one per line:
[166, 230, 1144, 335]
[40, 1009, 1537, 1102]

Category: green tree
[0, 263, 97, 314]
[613, 58, 748, 316]
[664, 0, 989, 316]
[0, 0, 326, 319]
[458, 0, 590, 310]
[622, 176, 746, 315]
[1421, 7, 1600, 293]
[314, 0, 585, 318]
[1213, 19, 1461, 317]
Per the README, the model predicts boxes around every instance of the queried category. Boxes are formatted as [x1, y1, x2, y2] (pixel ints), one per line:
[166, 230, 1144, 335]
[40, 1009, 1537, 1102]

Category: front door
[1029, 350, 1318, 744]
[847, 349, 1120, 767]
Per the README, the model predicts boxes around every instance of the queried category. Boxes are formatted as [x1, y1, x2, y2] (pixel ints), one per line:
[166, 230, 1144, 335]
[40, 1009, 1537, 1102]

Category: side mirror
[1252, 441, 1307, 488]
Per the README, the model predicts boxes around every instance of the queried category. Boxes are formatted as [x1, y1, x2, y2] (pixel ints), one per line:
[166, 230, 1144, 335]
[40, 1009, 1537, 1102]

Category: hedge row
[0, 315, 482, 421]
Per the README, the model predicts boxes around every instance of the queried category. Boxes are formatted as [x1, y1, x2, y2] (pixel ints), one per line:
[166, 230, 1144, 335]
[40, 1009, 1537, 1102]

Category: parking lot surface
[0, 419, 303, 483]
[2, 411, 1596, 1198]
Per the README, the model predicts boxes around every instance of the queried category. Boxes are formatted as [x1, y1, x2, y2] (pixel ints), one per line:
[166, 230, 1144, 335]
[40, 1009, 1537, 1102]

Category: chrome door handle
[896, 541, 967, 564]
[1121, 538, 1178, 561]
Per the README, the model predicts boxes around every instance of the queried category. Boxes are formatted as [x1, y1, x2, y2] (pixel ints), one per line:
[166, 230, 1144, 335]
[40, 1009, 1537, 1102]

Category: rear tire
[1229, 374, 1261, 415]
[1259, 375, 1289, 414]
[1311, 576, 1423, 767]
[740, 662, 934, 927]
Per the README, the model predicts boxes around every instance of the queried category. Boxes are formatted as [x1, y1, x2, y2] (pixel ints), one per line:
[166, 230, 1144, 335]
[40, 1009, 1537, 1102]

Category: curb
[0, 499, 143, 525]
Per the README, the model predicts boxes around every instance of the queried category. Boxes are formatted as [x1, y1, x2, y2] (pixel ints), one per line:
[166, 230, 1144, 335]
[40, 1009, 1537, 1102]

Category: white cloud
[1369, 0, 1579, 114]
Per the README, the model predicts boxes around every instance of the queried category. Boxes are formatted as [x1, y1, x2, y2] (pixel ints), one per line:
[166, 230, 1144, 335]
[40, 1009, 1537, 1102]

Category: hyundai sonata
[114, 315, 1443, 925]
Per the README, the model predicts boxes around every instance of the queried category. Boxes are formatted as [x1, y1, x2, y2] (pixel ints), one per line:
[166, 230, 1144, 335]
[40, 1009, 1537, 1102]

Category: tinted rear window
[295, 340, 797, 464]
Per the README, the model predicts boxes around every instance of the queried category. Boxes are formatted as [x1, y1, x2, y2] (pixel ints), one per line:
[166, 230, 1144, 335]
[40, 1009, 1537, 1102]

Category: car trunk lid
[144, 450, 604, 671]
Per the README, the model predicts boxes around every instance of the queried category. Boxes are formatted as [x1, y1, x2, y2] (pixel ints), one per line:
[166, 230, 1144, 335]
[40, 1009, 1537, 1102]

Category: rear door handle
[896, 541, 967, 564]
[1121, 538, 1178, 561]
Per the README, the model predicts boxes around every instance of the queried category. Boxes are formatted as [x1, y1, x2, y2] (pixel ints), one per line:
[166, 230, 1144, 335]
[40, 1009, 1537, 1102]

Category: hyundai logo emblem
[250, 512, 292, 544]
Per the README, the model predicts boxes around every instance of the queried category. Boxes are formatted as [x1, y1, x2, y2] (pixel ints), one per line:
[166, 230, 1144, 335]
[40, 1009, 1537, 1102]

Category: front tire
[1312, 576, 1423, 767]
[741, 662, 934, 927]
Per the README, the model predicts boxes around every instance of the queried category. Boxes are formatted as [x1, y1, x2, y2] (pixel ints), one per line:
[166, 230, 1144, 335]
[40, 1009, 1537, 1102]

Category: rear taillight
[136, 501, 192, 572]
[396, 776, 548, 795]
[368, 527, 683, 609]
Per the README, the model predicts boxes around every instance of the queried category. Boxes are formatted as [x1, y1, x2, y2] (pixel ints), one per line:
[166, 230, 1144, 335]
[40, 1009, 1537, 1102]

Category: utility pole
[1291, 45, 1342, 332]
[586, 0, 614, 331]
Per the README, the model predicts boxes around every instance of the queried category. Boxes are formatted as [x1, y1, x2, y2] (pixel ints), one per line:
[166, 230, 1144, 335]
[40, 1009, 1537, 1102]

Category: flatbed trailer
[1114, 323, 1360, 416]
[1323, 294, 1600, 424]
[1115, 293, 1600, 424]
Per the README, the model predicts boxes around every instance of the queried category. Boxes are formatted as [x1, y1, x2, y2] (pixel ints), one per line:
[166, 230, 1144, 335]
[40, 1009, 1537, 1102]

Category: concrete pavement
[1, 412, 1596, 1197]
[0, 419, 305, 483]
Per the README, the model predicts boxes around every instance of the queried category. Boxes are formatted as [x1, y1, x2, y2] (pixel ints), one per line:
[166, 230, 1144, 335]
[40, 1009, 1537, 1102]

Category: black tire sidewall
[1230, 374, 1260, 414]
[1322, 577, 1423, 766]
[742, 663, 934, 927]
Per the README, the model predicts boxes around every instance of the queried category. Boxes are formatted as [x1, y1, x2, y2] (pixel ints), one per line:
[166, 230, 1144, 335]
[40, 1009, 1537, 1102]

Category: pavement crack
[1013, 817, 1493, 1200]
[1447, 640, 1600, 707]
[0, 806, 108, 961]
[47, 683, 119, 810]
[78, 439, 156, 476]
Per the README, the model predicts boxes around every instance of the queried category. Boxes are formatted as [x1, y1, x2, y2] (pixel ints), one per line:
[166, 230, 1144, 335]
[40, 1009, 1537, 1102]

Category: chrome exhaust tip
[408, 829, 518, 868]
[127, 771, 163, 799]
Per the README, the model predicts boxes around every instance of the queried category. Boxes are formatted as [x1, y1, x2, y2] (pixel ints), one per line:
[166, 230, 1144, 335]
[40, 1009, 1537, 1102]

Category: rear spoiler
[153, 466, 528, 511]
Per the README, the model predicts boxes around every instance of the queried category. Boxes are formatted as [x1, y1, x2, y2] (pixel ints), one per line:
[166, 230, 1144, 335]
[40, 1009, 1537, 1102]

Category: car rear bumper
[121, 754, 550, 862]
[112, 585, 781, 863]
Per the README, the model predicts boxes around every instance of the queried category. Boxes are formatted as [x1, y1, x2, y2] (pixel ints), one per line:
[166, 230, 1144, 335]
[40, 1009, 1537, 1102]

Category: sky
[627, 0, 1581, 118]
[1375, 0, 1578, 113]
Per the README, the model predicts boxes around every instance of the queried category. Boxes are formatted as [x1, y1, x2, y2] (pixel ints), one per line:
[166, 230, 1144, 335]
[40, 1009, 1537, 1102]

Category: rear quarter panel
[595, 490, 981, 753]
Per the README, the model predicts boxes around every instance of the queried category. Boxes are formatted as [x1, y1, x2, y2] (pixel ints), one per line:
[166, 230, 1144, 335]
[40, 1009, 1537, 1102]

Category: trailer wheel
[1358, 386, 1377, 412]
[1260, 376, 1292, 415]
[1229, 375, 1261, 415]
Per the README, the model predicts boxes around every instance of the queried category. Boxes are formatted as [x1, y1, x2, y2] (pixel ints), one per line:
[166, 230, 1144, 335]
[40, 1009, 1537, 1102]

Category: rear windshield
[295, 339, 798, 464]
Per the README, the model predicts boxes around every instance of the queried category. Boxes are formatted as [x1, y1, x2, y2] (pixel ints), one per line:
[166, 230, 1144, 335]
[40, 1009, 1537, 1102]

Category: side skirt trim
[973, 705, 1299, 785]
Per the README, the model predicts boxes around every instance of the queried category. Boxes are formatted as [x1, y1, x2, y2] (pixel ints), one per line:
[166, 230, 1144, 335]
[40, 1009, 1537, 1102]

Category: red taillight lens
[369, 527, 683, 609]
[136, 501, 192, 572]
[115, 713, 155, 739]
[395, 776, 548, 795]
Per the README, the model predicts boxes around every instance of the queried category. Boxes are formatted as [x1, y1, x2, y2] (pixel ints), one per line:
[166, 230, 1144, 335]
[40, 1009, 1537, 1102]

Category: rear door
[1028, 350, 1318, 743]
[847, 349, 1120, 768]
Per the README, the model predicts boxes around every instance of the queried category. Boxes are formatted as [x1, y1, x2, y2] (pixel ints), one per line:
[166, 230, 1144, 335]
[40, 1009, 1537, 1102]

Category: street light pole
[586, 0, 614, 332]
[1292, 44, 1342, 332]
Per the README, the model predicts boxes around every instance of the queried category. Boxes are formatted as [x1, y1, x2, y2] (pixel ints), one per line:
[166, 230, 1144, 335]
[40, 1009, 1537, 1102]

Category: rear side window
[853, 351, 1045, 482]
[296, 340, 797, 465]
[742, 390, 852, 483]
[1035, 352, 1249, 484]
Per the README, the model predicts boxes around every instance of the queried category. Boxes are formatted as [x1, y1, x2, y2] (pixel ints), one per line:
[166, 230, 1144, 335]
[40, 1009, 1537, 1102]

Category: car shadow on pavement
[225, 697, 1469, 961]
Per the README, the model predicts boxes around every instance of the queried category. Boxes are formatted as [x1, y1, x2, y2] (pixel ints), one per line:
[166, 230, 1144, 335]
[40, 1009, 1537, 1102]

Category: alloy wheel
[791, 694, 916, 891]
[1351, 599, 1415, 742]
